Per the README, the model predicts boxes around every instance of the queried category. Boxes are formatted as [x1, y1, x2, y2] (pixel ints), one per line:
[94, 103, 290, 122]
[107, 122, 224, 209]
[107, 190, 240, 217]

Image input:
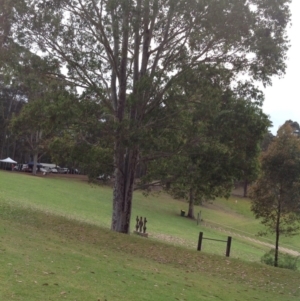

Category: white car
[58, 167, 69, 174]
[50, 167, 58, 173]
[40, 167, 50, 174]
[21, 164, 32, 172]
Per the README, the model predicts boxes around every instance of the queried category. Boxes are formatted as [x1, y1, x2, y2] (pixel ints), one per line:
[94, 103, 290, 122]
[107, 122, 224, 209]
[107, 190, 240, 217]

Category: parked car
[42, 166, 52, 173]
[40, 167, 50, 174]
[22, 164, 32, 172]
[58, 167, 69, 174]
[50, 167, 58, 173]
[12, 164, 24, 171]
[69, 168, 80, 174]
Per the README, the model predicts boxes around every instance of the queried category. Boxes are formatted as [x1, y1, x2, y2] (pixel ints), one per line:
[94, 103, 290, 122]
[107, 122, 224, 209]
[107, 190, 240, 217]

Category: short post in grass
[197, 232, 203, 251]
[139, 216, 143, 232]
[197, 211, 201, 225]
[134, 216, 148, 237]
[143, 217, 147, 233]
[226, 236, 232, 257]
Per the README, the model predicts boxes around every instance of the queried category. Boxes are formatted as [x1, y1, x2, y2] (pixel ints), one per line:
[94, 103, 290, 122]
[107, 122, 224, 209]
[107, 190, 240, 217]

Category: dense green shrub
[261, 249, 299, 271]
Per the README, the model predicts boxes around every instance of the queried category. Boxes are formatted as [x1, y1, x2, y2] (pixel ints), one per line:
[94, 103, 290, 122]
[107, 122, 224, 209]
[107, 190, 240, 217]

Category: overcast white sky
[262, 0, 300, 134]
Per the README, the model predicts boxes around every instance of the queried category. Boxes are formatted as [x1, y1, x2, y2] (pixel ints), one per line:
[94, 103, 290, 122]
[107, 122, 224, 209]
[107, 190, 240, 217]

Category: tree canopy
[139, 63, 270, 216]
[6, 0, 292, 233]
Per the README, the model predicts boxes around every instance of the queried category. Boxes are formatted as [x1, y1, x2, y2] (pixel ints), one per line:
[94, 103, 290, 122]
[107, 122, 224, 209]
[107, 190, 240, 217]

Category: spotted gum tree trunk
[110, 0, 133, 233]
[111, 144, 139, 233]
[32, 152, 38, 175]
[187, 188, 195, 219]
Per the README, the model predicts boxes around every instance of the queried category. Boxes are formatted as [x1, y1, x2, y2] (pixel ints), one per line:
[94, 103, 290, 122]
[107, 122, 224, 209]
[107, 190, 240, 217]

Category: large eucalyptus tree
[12, 0, 291, 233]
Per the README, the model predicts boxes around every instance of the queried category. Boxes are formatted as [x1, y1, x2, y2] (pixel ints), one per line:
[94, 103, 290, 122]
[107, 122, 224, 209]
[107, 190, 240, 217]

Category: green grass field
[0, 170, 300, 300]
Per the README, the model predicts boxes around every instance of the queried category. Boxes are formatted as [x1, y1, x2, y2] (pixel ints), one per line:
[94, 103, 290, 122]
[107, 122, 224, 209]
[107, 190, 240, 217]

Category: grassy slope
[0, 171, 299, 300]
[1, 171, 299, 257]
[1, 203, 299, 301]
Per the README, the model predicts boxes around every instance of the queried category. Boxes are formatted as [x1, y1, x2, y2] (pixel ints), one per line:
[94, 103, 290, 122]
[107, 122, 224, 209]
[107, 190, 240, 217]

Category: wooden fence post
[197, 232, 203, 251]
[226, 236, 232, 257]
[197, 211, 201, 225]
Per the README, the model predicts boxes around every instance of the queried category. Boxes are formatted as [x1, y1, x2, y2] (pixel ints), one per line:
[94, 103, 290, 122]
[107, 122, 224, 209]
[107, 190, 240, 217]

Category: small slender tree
[250, 124, 300, 267]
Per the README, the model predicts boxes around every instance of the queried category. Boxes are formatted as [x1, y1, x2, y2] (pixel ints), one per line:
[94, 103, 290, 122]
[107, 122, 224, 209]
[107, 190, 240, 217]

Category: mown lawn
[0, 170, 300, 300]
[0, 201, 299, 301]
[1, 171, 299, 257]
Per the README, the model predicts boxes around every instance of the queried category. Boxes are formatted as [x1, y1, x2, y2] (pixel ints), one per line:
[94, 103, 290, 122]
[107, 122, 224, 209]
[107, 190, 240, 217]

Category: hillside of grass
[1, 171, 299, 258]
[0, 170, 300, 300]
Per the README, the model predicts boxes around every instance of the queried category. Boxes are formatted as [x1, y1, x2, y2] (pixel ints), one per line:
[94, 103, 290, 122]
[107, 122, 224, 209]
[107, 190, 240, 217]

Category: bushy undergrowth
[261, 249, 299, 270]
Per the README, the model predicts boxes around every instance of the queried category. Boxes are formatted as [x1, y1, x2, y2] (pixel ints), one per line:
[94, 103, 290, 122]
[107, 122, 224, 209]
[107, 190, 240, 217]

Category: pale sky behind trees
[262, 0, 300, 134]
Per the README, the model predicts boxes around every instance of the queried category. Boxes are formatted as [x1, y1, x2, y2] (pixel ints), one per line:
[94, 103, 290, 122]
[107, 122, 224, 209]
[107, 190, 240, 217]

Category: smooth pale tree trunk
[32, 152, 38, 175]
[187, 188, 195, 219]
[31, 131, 42, 175]
[111, 143, 139, 233]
